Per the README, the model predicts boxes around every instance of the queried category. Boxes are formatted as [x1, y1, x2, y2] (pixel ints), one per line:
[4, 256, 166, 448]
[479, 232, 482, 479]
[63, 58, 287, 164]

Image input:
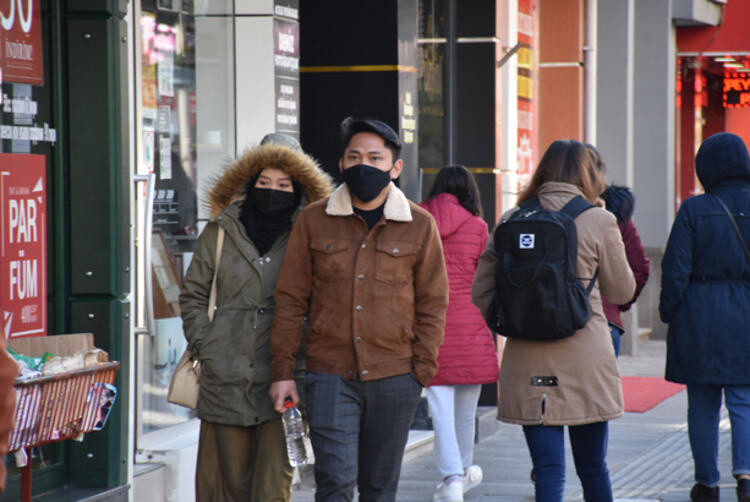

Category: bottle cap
[284, 399, 294, 409]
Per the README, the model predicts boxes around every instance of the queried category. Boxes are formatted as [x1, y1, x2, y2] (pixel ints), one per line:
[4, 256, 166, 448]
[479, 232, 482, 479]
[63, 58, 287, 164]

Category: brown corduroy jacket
[270, 182, 450, 386]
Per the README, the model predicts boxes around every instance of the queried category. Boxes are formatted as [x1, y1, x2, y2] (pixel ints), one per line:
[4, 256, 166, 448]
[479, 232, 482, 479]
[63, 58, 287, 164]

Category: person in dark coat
[660, 132, 750, 502]
[587, 145, 650, 356]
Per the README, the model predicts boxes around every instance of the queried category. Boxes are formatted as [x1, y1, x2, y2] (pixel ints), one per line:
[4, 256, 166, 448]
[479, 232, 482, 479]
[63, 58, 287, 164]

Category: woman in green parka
[179, 134, 333, 502]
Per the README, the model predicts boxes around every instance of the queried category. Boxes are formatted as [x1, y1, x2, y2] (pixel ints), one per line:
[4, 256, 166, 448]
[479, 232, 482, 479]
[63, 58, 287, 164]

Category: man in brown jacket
[270, 117, 449, 502]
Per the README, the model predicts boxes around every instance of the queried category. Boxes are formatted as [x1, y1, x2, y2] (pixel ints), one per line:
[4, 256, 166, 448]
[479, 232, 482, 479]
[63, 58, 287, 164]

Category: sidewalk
[293, 339, 736, 501]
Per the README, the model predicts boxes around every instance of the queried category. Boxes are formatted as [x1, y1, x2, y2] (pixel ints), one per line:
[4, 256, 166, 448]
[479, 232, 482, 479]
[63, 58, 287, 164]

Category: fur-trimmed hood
[206, 143, 334, 219]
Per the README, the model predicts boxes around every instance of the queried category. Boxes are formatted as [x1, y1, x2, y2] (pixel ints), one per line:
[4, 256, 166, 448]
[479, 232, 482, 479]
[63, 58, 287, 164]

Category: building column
[596, 0, 634, 187]
[632, 0, 676, 341]
[538, 0, 585, 149]
[299, 1, 419, 199]
[234, 1, 300, 149]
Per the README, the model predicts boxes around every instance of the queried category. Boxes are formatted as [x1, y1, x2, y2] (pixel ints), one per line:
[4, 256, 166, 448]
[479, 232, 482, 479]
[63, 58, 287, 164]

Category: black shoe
[690, 483, 719, 502]
[738, 478, 750, 502]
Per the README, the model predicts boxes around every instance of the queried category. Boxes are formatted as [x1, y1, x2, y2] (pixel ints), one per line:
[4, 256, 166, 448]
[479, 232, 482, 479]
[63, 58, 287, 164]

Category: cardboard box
[7, 333, 109, 361]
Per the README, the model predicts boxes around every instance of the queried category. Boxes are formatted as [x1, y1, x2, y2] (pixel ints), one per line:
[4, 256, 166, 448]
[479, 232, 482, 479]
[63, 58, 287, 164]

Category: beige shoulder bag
[167, 226, 225, 408]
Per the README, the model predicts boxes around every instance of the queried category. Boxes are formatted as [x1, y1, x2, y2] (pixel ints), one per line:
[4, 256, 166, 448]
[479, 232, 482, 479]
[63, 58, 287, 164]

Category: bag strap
[207, 226, 225, 322]
[560, 196, 598, 293]
[518, 196, 543, 211]
[713, 194, 750, 266]
[560, 195, 596, 220]
[584, 268, 599, 296]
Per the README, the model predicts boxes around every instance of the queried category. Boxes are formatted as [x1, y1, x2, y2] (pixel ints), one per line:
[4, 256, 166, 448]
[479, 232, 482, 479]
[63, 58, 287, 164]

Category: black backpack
[489, 195, 598, 341]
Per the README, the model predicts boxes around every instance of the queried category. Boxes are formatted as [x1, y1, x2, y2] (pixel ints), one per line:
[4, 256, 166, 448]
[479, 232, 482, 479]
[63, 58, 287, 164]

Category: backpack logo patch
[519, 234, 535, 249]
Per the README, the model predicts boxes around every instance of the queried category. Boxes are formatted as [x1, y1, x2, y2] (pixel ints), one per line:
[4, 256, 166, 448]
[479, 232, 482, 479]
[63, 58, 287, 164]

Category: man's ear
[390, 159, 404, 179]
[338, 158, 344, 174]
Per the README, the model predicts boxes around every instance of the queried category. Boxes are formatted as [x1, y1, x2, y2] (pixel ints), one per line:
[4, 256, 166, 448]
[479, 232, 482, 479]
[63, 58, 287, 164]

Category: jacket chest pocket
[374, 241, 418, 286]
[311, 238, 350, 282]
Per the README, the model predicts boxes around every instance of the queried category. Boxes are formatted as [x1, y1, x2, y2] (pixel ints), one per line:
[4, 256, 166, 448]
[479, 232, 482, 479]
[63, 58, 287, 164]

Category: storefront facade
[0, 0, 538, 499]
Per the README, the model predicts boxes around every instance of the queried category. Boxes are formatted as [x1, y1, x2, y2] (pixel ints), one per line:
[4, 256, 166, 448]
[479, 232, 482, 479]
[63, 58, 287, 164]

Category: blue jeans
[303, 371, 423, 502]
[687, 384, 750, 486]
[609, 325, 623, 357]
[523, 421, 612, 502]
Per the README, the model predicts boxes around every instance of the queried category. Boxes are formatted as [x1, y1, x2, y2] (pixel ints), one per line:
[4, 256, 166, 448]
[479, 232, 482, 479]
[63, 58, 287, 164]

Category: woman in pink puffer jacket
[419, 166, 500, 502]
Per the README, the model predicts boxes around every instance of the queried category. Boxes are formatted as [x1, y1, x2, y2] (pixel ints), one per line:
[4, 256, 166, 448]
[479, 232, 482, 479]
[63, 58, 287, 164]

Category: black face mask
[341, 163, 392, 202]
[250, 187, 297, 216]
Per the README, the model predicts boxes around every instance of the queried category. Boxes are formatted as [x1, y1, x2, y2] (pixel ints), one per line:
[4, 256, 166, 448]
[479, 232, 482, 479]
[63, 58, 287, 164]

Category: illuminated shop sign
[723, 72, 750, 108]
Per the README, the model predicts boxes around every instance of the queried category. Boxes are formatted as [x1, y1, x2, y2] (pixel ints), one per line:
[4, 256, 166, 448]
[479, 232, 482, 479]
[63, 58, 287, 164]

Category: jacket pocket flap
[375, 241, 418, 257]
[310, 238, 349, 254]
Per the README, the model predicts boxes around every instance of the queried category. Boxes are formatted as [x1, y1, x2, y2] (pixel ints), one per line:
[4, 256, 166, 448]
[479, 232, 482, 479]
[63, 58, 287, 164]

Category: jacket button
[361, 243, 366, 249]
[355, 337, 362, 343]
[265, 257, 271, 263]
[355, 305, 363, 312]
[358, 274, 365, 280]
[393, 248, 399, 253]
[362, 370, 368, 376]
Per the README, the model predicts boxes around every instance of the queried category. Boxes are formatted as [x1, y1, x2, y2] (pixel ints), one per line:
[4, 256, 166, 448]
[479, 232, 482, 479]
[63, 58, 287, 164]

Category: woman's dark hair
[426, 165, 483, 217]
[518, 139, 605, 205]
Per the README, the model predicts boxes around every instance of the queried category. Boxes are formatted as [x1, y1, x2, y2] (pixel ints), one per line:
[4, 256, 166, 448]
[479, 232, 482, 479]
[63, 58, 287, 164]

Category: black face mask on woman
[250, 187, 297, 216]
[341, 163, 392, 202]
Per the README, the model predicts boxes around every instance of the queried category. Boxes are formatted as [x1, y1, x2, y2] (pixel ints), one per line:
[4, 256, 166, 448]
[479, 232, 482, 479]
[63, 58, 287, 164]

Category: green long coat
[179, 144, 333, 426]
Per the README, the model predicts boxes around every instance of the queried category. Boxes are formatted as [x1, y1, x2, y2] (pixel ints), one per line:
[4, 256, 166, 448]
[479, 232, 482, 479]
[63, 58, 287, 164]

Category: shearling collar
[325, 182, 413, 222]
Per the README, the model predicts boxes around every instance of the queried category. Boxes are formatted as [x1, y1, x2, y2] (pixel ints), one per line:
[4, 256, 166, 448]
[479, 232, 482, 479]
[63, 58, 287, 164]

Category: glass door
[133, 0, 236, 446]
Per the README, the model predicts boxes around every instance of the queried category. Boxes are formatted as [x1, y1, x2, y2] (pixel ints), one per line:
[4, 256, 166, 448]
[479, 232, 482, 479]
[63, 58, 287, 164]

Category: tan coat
[271, 182, 450, 386]
[472, 182, 635, 426]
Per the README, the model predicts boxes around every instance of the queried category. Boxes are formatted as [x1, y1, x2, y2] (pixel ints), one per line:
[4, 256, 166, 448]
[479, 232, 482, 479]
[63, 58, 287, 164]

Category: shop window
[137, 0, 235, 438]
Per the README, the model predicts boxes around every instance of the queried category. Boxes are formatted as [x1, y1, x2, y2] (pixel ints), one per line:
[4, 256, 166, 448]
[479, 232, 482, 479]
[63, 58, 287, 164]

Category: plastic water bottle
[281, 400, 314, 467]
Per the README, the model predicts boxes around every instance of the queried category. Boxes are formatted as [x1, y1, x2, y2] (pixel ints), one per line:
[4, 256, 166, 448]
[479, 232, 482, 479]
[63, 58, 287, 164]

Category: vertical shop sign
[517, 0, 535, 191]
[0, 0, 44, 86]
[273, 16, 299, 136]
[0, 153, 46, 338]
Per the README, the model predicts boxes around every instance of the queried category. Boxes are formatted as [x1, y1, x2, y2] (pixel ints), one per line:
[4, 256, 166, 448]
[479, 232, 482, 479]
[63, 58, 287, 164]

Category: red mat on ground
[621, 376, 685, 413]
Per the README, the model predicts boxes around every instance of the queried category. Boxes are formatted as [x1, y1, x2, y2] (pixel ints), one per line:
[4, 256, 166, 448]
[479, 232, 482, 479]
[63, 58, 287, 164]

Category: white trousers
[426, 384, 482, 479]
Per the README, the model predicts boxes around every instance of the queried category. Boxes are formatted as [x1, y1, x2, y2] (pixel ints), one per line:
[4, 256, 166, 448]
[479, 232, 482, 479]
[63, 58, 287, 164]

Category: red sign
[1, 153, 46, 339]
[723, 72, 750, 109]
[0, 0, 44, 85]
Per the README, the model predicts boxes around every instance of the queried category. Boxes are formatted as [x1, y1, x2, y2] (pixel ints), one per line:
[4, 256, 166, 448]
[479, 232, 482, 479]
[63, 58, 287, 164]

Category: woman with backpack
[660, 132, 750, 502]
[419, 166, 500, 502]
[472, 139, 635, 501]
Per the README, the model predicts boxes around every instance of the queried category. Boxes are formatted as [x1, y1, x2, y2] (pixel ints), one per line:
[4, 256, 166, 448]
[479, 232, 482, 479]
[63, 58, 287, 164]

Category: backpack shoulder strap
[560, 195, 595, 220]
[518, 196, 543, 211]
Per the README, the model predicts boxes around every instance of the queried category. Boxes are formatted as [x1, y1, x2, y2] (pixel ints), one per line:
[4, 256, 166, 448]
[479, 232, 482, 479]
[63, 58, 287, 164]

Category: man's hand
[270, 380, 299, 413]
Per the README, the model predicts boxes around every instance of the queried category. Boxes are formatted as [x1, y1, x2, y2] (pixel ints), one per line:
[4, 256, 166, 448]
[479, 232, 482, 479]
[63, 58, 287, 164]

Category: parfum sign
[0, 153, 47, 339]
[0, 0, 43, 86]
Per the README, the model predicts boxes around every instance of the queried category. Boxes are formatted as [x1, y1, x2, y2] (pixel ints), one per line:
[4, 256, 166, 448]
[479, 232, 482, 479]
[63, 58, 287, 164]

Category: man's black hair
[339, 117, 402, 162]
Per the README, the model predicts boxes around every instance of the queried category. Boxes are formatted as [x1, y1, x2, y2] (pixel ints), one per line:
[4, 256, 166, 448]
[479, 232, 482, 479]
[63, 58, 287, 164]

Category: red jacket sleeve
[618, 219, 651, 311]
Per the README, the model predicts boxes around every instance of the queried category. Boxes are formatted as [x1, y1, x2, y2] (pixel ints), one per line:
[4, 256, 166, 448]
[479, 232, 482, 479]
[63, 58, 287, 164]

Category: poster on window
[0, 153, 47, 339]
[0, 0, 43, 86]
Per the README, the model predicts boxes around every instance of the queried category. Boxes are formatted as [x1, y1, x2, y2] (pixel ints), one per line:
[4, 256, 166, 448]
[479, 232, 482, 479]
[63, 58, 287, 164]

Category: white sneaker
[433, 479, 464, 502]
[462, 465, 483, 494]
